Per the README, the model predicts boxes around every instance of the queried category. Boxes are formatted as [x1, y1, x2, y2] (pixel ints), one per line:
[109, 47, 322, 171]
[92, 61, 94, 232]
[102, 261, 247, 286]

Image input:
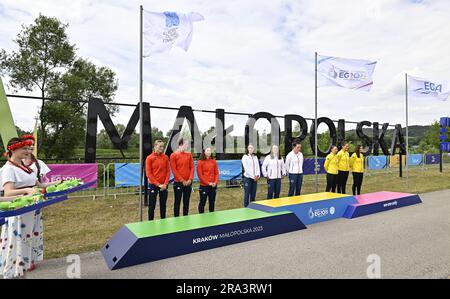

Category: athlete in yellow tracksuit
[350, 145, 365, 195]
[336, 143, 350, 194]
[324, 146, 339, 192]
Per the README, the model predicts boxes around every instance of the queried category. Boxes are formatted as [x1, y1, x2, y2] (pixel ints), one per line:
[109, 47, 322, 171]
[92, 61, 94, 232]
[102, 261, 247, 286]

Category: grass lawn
[42, 165, 450, 259]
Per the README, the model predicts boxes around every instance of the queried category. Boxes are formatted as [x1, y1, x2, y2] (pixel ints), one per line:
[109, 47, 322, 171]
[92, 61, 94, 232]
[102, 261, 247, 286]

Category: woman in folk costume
[0, 137, 56, 278]
[21, 135, 52, 184]
[20, 134, 55, 272]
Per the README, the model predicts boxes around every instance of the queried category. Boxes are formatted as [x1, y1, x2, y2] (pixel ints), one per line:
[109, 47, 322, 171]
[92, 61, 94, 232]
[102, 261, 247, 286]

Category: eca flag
[407, 75, 450, 101]
[317, 54, 377, 92]
[143, 10, 204, 56]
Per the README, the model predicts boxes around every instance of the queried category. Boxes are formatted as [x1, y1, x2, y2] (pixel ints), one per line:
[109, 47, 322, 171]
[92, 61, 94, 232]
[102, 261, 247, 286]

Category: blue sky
[1, 0, 450, 134]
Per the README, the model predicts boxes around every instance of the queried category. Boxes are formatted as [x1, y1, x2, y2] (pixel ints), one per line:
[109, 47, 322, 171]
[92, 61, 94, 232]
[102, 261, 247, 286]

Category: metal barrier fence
[69, 163, 106, 200]
[1, 154, 447, 199]
[104, 153, 449, 198]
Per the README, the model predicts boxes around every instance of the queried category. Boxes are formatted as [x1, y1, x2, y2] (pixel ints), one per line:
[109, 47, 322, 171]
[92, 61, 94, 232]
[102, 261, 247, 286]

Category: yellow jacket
[350, 153, 364, 173]
[324, 153, 339, 175]
[336, 149, 350, 171]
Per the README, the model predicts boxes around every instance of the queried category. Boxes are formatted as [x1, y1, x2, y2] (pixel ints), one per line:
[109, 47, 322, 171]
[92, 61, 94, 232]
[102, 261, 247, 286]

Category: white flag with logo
[408, 75, 450, 101]
[317, 55, 377, 92]
[143, 11, 204, 56]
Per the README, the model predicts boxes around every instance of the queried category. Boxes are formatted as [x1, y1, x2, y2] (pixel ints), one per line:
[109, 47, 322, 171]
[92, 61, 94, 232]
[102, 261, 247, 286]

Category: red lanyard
[8, 160, 33, 174]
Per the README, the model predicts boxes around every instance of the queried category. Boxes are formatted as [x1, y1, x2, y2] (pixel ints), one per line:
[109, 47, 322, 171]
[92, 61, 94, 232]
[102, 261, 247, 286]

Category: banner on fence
[46, 164, 98, 187]
[115, 160, 243, 187]
[389, 155, 406, 168]
[408, 154, 423, 166]
[303, 158, 326, 175]
[367, 156, 388, 170]
[425, 154, 441, 165]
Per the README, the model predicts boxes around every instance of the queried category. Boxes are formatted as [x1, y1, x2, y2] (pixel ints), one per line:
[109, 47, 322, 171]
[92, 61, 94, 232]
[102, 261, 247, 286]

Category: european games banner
[367, 156, 388, 170]
[46, 164, 98, 188]
[408, 75, 450, 101]
[317, 55, 377, 92]
[115, 160, 243, 187]
[425, 154, 441, 165]
[408, 154, 423, 166]
[303, 158, 326, 175]
[389, 155, 406, 168]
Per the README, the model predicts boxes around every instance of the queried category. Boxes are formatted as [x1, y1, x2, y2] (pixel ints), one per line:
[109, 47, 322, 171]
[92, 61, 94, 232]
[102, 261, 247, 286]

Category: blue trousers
[288, 173, 303, 196]
[243, 177, 258, 207]
[267, 178, 282, 199]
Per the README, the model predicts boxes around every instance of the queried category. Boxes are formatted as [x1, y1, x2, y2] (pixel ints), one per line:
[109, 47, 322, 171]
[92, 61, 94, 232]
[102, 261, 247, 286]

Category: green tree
[418, 121, 449, 153]
[41, 58, 118, 158]
[152, 127, 167, 144]
[47, 58, 118, 114]
[0, 14, 76, 151]
[1, 15, 119, 159]
[97, 125, 166, 151]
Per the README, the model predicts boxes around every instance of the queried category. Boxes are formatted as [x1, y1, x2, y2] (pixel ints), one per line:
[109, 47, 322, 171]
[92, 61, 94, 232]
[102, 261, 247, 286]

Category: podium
[250, 192, 357, 225]
[102, 191, 422, 270]
[102, 208, 306, 270]
[343, 191, 422, 219]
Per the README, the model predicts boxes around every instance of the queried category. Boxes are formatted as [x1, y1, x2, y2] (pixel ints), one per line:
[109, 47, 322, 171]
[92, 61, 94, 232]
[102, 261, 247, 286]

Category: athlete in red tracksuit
[197, 147, 219, 213]
[146, 140, 170, 220]
[170, 138, 195, 217]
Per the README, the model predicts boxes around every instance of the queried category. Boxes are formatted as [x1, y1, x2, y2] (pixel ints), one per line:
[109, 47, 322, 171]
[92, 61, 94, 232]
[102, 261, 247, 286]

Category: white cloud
[1, 0, 450, 135]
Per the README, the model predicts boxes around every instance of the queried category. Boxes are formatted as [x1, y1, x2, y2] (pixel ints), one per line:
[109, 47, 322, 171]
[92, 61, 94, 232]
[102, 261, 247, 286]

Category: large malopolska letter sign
[84, 98, 406, 163]
[0, 84, 406, 161]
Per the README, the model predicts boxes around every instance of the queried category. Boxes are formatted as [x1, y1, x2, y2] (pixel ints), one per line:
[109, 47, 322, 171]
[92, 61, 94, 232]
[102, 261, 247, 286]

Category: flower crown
[21, 134, 35, 141]
[3, 140, 33, 157]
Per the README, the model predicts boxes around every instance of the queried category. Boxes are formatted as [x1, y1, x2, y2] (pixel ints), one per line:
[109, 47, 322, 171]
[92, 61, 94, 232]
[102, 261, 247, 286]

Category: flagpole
[139, 5, 144, 222]
[405, 73, 409, 181]
[314, 52, 318, 193]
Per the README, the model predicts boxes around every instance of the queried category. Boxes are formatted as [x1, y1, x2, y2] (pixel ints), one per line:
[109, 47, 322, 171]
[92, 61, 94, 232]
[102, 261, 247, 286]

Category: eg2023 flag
[407, 75, 450, 101]
[143, 10, 204, 56]
[317, 55, 377, 92]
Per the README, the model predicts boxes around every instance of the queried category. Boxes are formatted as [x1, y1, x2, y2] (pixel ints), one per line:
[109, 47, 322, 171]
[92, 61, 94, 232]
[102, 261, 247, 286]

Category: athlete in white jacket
[262, 145, 286, 199]
[285, 140, 304, 196]
[241, 144, 260, 206]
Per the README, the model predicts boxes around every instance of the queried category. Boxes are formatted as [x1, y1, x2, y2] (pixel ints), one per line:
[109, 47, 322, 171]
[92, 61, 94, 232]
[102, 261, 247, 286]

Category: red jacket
[170, 151, 194, 182]
[197, 158, 219, 186]
[146, 152, 170, 186]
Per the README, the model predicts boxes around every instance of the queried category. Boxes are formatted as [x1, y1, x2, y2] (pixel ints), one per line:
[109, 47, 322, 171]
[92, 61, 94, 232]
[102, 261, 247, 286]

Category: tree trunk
[39, 88, 46, 157]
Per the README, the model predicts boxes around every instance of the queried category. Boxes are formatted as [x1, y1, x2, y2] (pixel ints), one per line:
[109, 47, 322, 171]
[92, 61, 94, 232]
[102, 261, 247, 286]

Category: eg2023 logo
[308, 206, 336, 219]
[328, 68, 367, 81]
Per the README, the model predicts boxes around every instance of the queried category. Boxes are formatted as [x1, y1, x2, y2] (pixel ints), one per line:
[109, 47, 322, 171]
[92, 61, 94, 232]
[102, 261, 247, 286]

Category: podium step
[343, 191, 422, 219]
[249, 192, 358, 225]
[101, 208, 306, 270]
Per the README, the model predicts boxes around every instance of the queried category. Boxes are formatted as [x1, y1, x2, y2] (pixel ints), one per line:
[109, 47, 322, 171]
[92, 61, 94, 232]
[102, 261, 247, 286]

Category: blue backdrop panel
[425, 154, 441, 165]
[115, 160, 243, 187]
[303, 158, 326, 175]
[407, 154, 423, 166]
[115, 163, 140, 187]
[367, 156, 388, 170]
[215, 160, 243, 180]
